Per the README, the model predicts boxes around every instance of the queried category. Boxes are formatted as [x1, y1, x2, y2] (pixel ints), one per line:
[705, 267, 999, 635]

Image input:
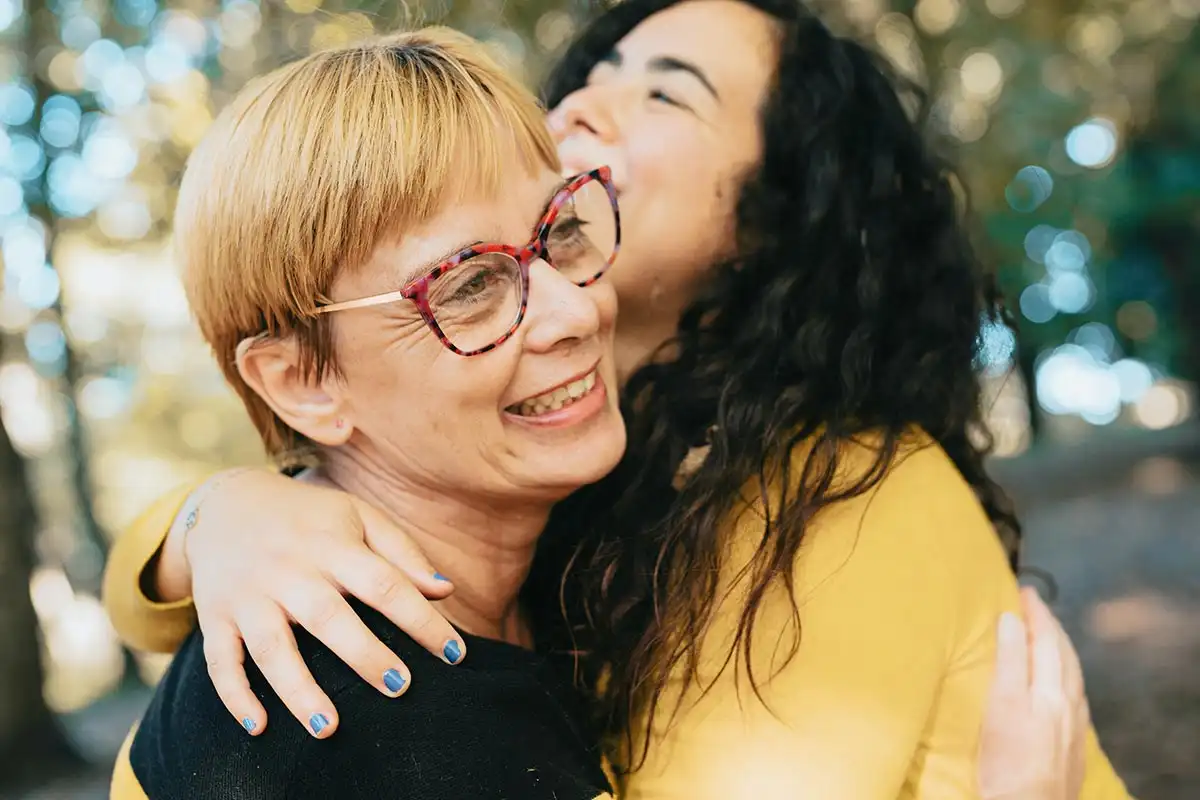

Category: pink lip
[503, 372, 609, 429]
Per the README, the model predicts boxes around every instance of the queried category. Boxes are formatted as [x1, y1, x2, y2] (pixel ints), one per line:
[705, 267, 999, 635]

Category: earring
[334, 418, 345, 429]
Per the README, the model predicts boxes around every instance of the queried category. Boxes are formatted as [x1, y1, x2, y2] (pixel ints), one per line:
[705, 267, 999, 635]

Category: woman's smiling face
[549, 0, 779, 368]
[320, 164, 627, 504]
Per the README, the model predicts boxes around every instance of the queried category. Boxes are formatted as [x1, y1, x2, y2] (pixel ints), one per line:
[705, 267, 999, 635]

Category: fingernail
[433, 572, 451, 582]
[443, 639, 463, 664]
[309, 713, 330, 735]
[999, 612, 1023, 644]
[242, 717, 256, 733]
[383, 669, 407, 694]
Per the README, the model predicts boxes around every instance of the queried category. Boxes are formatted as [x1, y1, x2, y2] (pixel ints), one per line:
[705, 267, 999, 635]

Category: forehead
[616, 0, 778, 96]
[340, 167, 564, 296]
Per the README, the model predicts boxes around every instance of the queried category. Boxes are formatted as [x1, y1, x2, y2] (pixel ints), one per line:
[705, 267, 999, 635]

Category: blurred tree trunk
[0, 342, 82, 790]
[26, 0, 106, 593]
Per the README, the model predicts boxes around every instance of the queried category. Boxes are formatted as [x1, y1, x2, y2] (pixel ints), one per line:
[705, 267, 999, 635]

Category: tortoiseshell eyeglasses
[315, 166, 621, 357]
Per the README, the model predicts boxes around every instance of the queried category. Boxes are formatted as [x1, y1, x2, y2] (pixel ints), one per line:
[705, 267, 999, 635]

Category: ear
[235, 335, 354, 447]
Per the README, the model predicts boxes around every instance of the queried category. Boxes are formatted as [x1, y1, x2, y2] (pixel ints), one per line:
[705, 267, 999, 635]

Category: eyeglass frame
[313, 166, 621, 357]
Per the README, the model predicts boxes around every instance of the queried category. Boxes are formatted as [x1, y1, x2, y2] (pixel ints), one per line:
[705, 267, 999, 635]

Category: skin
[549, 0, 774, 379]
[138, 4, 1091, 795]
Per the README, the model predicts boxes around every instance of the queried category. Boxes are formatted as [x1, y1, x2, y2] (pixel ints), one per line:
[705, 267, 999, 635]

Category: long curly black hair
[528, 0, 1023, 772]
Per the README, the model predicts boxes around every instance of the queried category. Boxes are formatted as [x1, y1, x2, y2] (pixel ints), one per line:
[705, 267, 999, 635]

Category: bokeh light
[1066, 117, 1119, 168]
[1005, 165, 1054, 212]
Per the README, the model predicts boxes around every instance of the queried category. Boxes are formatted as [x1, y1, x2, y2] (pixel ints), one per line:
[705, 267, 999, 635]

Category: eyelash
[649, 89, 685, 109]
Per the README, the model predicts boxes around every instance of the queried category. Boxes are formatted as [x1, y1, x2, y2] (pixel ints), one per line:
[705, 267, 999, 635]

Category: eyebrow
[396, 181, 571, 286]
[601, 49, 720, 101]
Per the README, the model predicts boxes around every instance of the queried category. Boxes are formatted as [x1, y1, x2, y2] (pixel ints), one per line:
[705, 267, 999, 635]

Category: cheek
[344, 348, 518, 464]
[334, 322, 439, 423]
[613, 136, 738, 305]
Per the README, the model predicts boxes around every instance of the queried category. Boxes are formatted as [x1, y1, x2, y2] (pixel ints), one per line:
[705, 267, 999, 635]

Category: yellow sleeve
[110, 726, 150, 799]
[621, 438, 1130, 800]
[101, 482, 203, 654]
[869, 447, 1130, 800]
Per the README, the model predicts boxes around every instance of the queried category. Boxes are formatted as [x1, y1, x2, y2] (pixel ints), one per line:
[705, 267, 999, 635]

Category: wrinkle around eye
[373, 304, 429, 344]
[378, 317, 434, 356]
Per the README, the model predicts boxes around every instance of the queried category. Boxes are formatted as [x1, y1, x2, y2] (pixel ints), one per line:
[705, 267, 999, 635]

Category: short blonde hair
[175, 28, 558, 460]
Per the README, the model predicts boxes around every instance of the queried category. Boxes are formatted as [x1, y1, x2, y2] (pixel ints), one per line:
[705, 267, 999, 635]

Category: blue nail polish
[383, 669, 406, 693]
[443, 640, 463, 664]
[309, 713, 329, 735]
[242, 717, 256, 733]
[433, 572, 450, 582]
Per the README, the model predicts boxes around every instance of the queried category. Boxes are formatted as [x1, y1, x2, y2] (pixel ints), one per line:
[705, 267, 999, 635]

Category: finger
[1049, 610, 1091, 739]
[237, 601, 339, 739]
[334, 549, 466, 665]
[1051, 609, 1085, 691]
[200, 616, 268, 736]
[352, 496, 455, 600]
[279, 579, 412, 698]
[991, 610, 1030, 698]
[1024, 589, 1064, 703]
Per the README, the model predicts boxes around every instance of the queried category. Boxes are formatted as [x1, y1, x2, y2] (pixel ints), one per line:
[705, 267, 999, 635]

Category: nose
[548, 85, 619, 146]
[520, 258, 603, 354]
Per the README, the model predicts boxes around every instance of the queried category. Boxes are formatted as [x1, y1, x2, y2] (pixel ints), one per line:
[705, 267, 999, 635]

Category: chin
[527, 417, 627, 496]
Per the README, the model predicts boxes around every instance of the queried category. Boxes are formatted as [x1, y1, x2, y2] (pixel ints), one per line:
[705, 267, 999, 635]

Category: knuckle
[273, 674, 315, 704]
[1043, 693, 1071, 718]
[247, 631, 287, 662]
[304, 525, 344, 546]
[318, 496, 359, 533]
[301, 594, 344, 630]
[368, 570, 408, 606]
[202, 638, 236, 671]
[409, 611, 441, 638]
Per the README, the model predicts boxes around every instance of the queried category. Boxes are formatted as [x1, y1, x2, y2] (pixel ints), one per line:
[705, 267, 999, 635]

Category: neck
[317, 447, 552, 646]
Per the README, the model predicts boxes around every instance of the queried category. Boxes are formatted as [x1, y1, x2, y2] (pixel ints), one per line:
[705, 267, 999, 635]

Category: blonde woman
[112, 29, 627, 798]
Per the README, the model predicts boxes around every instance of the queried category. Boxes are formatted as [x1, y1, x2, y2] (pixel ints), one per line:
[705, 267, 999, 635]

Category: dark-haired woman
[104, 1, 1130, 796]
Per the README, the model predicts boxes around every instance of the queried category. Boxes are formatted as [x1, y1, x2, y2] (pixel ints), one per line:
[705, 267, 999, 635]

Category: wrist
[156, 467, 260, 602]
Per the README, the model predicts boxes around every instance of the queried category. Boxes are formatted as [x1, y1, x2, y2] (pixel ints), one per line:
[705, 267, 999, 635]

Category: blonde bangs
[280, 28, 560, 285]
[175, 27, 557, 457]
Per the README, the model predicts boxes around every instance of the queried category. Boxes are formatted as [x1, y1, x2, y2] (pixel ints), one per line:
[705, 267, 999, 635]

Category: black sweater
[126, 600, 612, 799]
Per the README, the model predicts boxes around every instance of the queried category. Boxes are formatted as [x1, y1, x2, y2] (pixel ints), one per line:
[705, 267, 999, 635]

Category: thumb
[351, 495, 455, 600]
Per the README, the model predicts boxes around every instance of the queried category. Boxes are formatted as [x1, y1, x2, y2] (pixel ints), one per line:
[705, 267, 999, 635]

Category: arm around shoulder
[102, 481, 202, 653]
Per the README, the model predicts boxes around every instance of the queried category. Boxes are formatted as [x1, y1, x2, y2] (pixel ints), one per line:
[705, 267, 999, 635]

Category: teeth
[511, 371, 597, 417]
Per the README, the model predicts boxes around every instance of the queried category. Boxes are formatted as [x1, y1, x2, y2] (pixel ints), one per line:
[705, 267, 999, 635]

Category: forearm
[101, 482, 203, 653]
[156, 497, 196, 603]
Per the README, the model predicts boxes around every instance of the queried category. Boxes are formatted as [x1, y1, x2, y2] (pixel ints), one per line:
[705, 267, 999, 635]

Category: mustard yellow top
[104, 439, 1131, 800]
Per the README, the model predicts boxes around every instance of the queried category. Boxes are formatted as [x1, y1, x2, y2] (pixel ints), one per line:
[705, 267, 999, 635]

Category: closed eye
[649, 88, 686, 108]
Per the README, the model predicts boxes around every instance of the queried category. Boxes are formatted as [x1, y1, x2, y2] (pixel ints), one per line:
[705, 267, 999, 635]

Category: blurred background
[0, 0, 1196, 796]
